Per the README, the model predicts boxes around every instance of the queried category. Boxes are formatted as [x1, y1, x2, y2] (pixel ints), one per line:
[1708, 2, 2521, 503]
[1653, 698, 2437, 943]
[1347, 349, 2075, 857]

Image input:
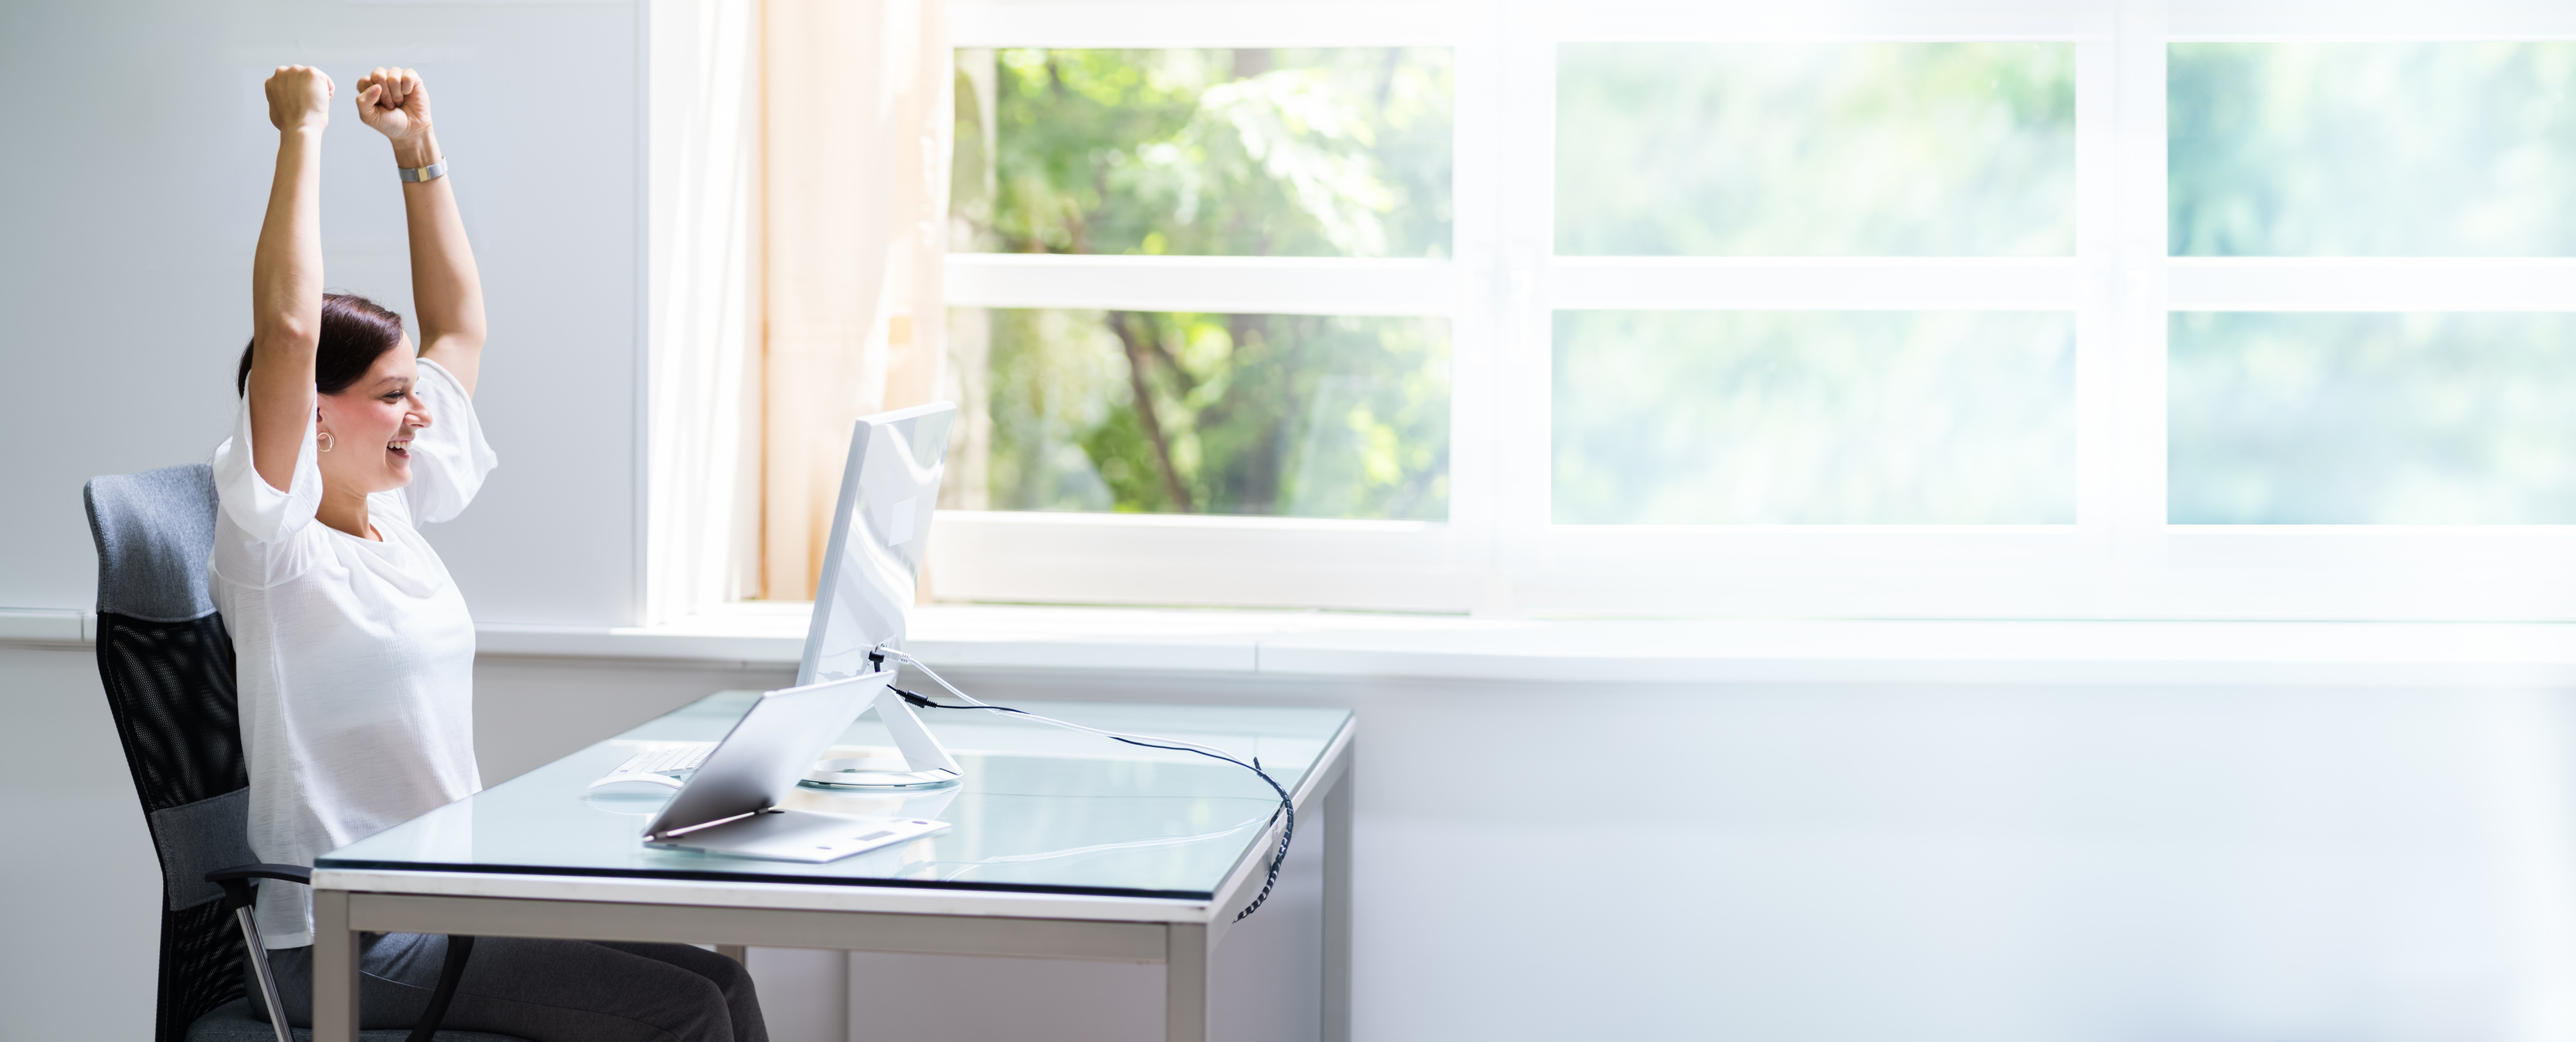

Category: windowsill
[16, 604, 2573, 686]
[477, 606, 2576, 688]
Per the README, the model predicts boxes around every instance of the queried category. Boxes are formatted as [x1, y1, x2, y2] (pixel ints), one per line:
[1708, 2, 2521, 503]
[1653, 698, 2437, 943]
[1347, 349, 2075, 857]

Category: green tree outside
[950, 48, 1454, 519]
[2166, 45, 2576, 523]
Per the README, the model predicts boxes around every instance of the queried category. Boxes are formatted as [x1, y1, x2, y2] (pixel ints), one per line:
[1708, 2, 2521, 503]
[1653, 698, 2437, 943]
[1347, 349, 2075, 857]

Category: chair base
[185, 999, 533, 1042]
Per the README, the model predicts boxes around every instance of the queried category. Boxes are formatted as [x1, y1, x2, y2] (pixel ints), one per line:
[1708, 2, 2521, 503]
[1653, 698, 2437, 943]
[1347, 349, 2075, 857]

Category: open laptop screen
[798, 402, 956, 686]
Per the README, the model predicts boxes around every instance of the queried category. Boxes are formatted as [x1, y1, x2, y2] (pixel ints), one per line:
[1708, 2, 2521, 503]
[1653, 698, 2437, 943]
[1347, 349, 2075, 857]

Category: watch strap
[398, 158, 448, 184]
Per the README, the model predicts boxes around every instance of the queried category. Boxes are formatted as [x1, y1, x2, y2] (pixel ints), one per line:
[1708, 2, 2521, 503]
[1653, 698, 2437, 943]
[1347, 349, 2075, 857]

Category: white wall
[952, 667, 2576, 1041]
[0, 644, 162, 1041]
[0, 0, 642, 625]
[17, 640, 2576, 1041]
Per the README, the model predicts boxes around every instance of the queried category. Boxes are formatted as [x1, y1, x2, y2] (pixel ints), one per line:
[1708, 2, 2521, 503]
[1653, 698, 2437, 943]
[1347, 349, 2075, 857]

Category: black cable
[405, 935, 475, 1042]
[894, 687, 1294, 921]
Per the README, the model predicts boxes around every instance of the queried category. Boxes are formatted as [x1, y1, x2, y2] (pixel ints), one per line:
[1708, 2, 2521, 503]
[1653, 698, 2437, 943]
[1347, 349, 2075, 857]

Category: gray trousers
[250, 932, 768, 1042]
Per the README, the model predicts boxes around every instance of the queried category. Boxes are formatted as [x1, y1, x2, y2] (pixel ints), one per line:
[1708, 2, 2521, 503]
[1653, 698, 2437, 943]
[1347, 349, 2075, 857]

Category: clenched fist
[264, 66, 334, 132]
[355, 67, 434, 156]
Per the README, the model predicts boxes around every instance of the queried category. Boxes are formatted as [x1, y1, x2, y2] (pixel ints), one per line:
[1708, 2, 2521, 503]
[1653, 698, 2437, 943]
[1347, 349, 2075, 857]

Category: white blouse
[208, 357, 498, 948]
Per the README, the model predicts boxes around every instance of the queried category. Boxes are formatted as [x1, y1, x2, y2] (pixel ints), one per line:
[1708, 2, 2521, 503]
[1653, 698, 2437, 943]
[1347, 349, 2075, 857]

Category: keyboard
[613, 743, 715, 775]
[587, 743, 716, 790]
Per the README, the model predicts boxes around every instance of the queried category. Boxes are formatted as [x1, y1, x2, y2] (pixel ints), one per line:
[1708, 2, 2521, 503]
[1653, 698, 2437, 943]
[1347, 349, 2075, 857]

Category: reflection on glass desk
[324, 692, 1352, 900]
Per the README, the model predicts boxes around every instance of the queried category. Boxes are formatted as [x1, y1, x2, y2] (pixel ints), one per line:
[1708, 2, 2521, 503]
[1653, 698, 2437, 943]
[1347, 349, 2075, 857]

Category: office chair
[86, 463, 515, 1042]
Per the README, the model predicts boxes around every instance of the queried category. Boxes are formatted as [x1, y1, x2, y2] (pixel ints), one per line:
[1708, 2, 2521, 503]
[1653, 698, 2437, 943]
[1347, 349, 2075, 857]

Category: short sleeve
[210, 396, 324, 545]
[399, 357, 499, 524]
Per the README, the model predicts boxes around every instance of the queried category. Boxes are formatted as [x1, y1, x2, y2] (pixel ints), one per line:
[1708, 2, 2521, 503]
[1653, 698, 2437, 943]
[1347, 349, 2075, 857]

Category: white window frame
[651, 0, 2576, 623]
[937, 2, 1503, 613]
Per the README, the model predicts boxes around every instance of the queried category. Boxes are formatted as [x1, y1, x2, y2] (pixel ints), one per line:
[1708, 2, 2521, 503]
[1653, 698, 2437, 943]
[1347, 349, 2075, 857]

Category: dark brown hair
[234, 293, 409, 397]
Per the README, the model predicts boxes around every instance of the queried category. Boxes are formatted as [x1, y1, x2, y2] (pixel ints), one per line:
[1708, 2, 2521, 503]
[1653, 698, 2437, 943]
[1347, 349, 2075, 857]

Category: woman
[215, 65, 767, 1042]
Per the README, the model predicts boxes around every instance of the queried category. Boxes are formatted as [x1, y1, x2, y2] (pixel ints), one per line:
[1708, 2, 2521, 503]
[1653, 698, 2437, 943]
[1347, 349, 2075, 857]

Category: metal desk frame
[311, 726, 1354, 1042]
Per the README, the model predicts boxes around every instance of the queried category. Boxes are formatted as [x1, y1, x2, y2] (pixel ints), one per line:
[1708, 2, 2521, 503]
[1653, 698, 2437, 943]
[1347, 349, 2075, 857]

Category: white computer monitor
[795, 401, 962, 789]
[799, 401, 954, 683]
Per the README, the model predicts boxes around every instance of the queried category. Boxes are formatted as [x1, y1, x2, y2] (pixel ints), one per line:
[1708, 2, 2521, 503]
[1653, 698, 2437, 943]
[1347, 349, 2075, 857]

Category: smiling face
[314, 344, 432, 497]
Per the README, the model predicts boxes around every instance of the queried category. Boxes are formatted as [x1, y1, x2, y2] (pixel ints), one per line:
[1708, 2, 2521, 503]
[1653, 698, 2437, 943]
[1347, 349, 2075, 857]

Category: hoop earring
[317, 431, 334, 453]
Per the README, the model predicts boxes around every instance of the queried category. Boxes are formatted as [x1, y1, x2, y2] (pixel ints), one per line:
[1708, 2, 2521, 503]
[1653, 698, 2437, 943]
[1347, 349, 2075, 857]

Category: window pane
[1554, 43, 2076, 256]
[2171, 44, 2576, 256]
[951, 48, 1453, 258]
[944, 309, 1449, 519]
[2169, 312, 2576, 523]
[1553, 311, 2076, 524]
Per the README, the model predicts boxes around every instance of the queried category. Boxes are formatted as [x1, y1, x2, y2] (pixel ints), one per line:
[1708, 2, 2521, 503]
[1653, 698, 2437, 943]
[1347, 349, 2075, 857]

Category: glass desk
[309, 692, 1356, 1042]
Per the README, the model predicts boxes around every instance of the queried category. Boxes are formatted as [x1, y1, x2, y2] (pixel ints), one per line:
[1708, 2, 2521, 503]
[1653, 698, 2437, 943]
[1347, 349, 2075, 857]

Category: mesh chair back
[86, 463, 256, 1042]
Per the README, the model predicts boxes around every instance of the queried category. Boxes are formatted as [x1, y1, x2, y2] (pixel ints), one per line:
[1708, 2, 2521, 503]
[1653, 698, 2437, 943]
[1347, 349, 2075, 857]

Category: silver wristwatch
[398, 157, 449, 184]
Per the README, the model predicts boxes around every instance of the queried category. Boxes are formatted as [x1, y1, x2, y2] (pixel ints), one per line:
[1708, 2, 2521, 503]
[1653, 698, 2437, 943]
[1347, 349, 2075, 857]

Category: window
[933, 24, 1486, 611]
[1551, 42, 2078, 527]
[653, 0, 2576, 622]
[2167, 43, 2576, 525]
[942, 46, 1457, 522]
[2151, 19, 2576, 621]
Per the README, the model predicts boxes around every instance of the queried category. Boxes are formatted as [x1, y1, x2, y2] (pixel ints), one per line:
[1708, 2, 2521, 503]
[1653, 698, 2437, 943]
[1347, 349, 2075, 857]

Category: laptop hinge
[652, 806, 769, 841]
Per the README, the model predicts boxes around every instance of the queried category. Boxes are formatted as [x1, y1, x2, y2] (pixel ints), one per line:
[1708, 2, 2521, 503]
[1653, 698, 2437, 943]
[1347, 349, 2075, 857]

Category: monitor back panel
[799, 401, 958, 687]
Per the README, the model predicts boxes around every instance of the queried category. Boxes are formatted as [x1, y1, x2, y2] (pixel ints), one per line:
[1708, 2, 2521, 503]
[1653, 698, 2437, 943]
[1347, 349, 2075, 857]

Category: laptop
[636, 670, 947, 861]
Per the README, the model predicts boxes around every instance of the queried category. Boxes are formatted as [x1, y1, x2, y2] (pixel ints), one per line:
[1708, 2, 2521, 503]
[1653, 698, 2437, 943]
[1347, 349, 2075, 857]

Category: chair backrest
[85, 463, 256, 1042]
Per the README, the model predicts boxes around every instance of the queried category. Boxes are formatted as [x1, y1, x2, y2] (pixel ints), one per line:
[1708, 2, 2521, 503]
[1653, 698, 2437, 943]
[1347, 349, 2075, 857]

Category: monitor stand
[801, 684, 964, 790]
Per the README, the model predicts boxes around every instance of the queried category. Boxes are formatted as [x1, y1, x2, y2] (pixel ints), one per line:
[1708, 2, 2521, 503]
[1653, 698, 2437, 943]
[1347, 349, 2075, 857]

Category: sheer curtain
[646, 0, 762, 625]
[648, 0, 950, 620]
[759, 0, 951, 601]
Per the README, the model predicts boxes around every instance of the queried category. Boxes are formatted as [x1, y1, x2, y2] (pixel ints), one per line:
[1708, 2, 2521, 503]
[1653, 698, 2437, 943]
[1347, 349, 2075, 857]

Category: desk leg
[312, 889, 360, 1042]
[1323, 746, 1354, 1042]
[1166, 922, 1208, 1042]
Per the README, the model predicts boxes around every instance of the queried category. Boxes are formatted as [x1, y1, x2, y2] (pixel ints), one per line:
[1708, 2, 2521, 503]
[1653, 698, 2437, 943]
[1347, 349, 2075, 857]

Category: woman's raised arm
[356, 67, 486, 395]
[246, 66, 334, 493]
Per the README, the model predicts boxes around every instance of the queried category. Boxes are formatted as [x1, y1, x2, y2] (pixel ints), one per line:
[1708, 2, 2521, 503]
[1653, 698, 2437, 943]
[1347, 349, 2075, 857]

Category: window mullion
[2110, 0, 2173, 598]
[942, 255, 1456, 316]
[2167, 0, 2576, 41]
[1551, 258, 2081, 310]
[2168, 259, 2576, 311]
[1486, 0, 1557, 616]
[1446, 3, 1508, 591]
[2072, 38, 2120, 556]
